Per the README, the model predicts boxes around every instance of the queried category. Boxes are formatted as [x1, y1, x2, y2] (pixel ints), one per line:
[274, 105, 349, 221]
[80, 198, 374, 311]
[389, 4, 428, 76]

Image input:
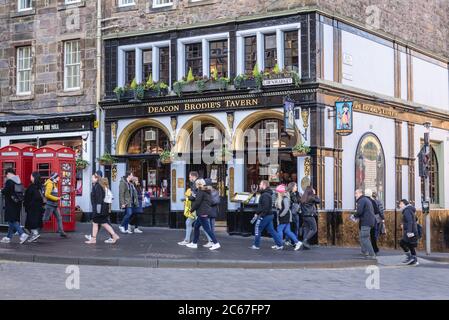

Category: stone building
[0, 0, 99, 213]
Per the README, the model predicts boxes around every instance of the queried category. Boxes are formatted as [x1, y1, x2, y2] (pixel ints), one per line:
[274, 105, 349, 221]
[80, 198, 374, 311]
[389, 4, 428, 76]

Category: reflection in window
[159, 47, 170, 84]
[185, 43, 202, 77]
[421, 145, 439, 205]
[209, 40, 228, 77]
[127, 127, 170, 154]
[244, 36, 257, 74]
[142, 49, 152, 82]
[284, 30, 299, 72]
[125, 50, 135, 85]
[355, 133, 385, 204]
[264, 33, 277, 71]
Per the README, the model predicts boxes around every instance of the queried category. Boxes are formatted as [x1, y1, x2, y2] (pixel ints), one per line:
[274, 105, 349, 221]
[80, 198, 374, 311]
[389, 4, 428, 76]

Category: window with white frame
[117, 41, 171, 87]
[119, 0, 135, 7]
[236, 23, 300, 75]
[177, 33, 229, 80]
[18, 0, 32, 11]
[64, 40, 81, 90]
[153, 0, 173, 8]
[16, 46, 32, 94]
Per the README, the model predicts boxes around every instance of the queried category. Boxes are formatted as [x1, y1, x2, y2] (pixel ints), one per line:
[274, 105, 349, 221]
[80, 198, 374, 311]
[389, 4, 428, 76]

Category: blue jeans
[120, 207, 134, 230]
[253, 214, 283, 248]
[7, 221, 25, 239]
[277, 223, 299, 244]
[193, 216, 217, 244]
[291, 214, 300, 238]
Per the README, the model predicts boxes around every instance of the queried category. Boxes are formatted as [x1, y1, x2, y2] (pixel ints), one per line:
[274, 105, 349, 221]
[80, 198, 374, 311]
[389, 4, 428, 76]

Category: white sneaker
[126, 229, 133, 234]
[129, 225, 135, 233]
[250, 245, 260, 250]
[1, 237, 11, 244]
[272, 245, 284, 250]
[178, 240, 190, 246]
[28, 234, 41, 242]
[19, 233, 29, 244]
[294, 241, 303, 251]
[186, 243, 198, 249]
[209, 243, 221, 251]
[119, 226, 126, 234]
[84, 234, 92, 241]
[133, 228, 143, 234]
[203, 242, 214, 248]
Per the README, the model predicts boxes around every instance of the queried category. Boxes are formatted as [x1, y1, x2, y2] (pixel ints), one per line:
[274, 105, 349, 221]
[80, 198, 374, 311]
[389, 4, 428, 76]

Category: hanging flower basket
[98, 153, 116, 166]
[292, 143, 311, 157]
[159, 150, 173, 164]
[75, 159, 89, 170]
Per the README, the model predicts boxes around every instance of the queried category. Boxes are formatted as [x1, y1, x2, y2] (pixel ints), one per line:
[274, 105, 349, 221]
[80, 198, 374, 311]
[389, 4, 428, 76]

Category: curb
[418, 255, 449, 263]
[0, 252, 376, 269]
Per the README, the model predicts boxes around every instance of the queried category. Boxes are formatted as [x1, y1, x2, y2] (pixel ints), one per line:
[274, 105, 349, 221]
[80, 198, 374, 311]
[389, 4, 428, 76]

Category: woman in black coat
[300, 186, 321, 249]
[24, 172, 44, 242]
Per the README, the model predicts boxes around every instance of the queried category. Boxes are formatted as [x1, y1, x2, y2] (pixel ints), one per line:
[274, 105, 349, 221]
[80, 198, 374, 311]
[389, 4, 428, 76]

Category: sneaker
[365, 255, 377, 260]
[60, 232, 68, 238]
[105, 236, 119, 244]
[119, 226, 126, 234]
[209, 243, 221, 251]
[1, 237, 11, 244]
[133, 228, 143, 234]
[407, 257, 419, 266]
[284, 240, 293, 247]
[186, 243, 198, 249]
[19, 233, 29, 244]
[401, 252, 412, 264]
[294, 241, 303, 251]
[178, 240, 190, 246]
[302, 241, 311, 250]
[272, 245, 284, 250]
[203, 242, 214, 248]
[84, 234, 92, 241]
[28, 234, 41, 242]
[129, 225, 135, 233]
[250, 245, 260, 250]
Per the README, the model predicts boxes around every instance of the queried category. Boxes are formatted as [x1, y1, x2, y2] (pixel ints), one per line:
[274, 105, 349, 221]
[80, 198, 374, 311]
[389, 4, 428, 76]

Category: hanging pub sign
[283, 97, 296, 136]
[335, 101, 353, 136]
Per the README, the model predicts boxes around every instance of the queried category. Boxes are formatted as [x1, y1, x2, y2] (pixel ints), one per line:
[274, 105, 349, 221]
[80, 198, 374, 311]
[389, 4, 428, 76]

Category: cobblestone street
[1, 257, 448, 300]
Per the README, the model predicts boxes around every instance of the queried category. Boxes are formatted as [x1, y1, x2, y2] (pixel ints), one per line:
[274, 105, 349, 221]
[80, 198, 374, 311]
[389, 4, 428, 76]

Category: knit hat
[50, 172, 59, 181]
[275, 184, 286, 193]
[95, 170, 103, 178]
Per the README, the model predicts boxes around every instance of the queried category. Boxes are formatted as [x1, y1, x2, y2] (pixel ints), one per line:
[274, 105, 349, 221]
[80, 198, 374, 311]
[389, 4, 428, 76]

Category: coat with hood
[257, 188, 274, 217]
[277, 195, 292, 225]
[1, 175, 22, 221]
[190, 188, 212, 217]
[119, 177, 138, 208]
[24, 182, 44, 229]
[44, 179, 59, 207]
[301, 195, 321, 217]
[401, 204, 419, 243]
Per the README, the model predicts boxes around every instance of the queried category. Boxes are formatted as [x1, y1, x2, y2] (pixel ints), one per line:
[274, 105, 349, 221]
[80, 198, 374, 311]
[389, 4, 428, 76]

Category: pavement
[0, 223, 445, 269]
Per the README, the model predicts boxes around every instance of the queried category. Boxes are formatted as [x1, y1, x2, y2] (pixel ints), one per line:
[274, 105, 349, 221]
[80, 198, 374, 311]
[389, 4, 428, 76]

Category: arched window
[355, 133, 385, 204]
[127, 126, 170, 154]
[245, 118, 297, 190]
[421, 145, 439, 205]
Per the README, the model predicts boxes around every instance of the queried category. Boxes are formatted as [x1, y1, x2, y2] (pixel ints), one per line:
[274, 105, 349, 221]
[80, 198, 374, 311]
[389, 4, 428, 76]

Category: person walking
[300, 186, 320, 250]
[251, 180, 283, 250]
[372, 191, 385, 243]
[129, 177, 146, 234]
[365, 189, 383, 255]
[1, 168, 28, 244]
[288, 182, 301, 241]
[185, 179, 221, 250]
[203, 178, 219, 248]
[353, 189, 376, 259]
[275, 184, 303, 251]
[85, 177, 120, 244]
[43, 172, 67, 238]
[398, 199, 419, 266]
[24, 172, 44, 242]
[119, 171, 138, 234]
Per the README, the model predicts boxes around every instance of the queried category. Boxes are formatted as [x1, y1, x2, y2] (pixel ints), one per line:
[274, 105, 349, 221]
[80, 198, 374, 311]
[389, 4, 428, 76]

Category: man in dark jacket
[354, 189, 376, 259]
[399, 199, 419, 266]
[1, 168, 29, 244]
[251, 180, 283, 250]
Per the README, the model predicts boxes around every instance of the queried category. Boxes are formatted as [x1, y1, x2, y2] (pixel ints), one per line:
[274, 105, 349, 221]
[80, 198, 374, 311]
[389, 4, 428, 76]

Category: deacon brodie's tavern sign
[147, 98, 260, 114]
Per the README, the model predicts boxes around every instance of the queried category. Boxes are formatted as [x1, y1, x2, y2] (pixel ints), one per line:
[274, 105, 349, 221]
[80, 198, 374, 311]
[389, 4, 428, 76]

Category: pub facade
[100, 9, 449, 251]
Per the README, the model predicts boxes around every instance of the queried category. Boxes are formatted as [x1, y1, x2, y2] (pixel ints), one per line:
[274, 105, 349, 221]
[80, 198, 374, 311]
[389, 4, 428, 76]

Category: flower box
[292, 151, 308, 157]
[235, 78, 257, 90]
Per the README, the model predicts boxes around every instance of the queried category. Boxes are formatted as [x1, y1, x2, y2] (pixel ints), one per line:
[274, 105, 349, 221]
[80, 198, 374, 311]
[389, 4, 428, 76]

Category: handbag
[380, 222, 387, 235]
[143, 195, 151, 208]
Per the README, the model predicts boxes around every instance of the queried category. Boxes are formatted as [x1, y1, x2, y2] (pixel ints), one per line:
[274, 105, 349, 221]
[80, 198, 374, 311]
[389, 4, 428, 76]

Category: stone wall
[318, 209, 449, 253]
[102, 0, 449, 59]
[0, 0, 97, 115]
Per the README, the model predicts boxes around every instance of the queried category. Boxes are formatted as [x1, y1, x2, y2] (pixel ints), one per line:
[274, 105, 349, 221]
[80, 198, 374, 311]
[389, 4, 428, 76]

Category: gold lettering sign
[148, 98, 259, 115]
[353, 102, 398, 118]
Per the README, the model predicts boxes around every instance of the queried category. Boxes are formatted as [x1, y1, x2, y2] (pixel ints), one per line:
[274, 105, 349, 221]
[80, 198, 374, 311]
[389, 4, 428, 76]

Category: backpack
[210, 190, 220, 206]
[11, 183, 25, 203]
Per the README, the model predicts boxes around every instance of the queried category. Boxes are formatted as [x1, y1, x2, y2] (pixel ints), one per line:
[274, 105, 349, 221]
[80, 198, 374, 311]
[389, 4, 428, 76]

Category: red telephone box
[0, 144, 36, 189]
[34, 144, 77, 232]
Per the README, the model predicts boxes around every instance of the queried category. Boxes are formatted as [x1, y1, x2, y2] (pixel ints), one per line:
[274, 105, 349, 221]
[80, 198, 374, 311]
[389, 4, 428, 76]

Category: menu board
[60, 162, 72, 208]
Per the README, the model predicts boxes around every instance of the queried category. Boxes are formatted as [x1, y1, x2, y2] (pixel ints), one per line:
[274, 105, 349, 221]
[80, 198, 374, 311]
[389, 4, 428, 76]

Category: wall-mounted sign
[263, 78, 293, 86]
[22, 124, 59, 132]
[283, 97, 296, 136]
[335, 101, 353, 136]
[353, 102, 399, 118]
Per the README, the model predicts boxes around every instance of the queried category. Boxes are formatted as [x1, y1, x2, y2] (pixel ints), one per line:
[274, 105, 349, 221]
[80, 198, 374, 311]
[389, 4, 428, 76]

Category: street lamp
[423, 121, 432, 255]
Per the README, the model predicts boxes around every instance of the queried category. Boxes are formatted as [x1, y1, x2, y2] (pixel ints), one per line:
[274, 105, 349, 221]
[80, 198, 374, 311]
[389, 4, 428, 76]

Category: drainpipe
[95, 0, 102, 171]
